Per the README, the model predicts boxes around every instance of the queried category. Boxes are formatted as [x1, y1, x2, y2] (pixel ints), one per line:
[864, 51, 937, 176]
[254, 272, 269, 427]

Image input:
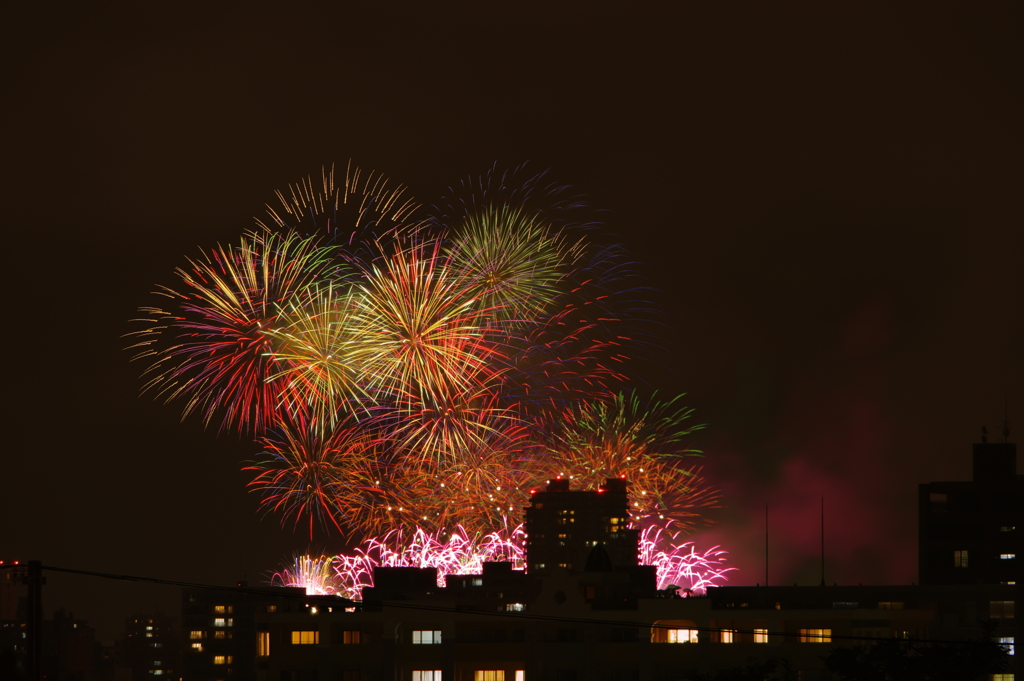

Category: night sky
[5, 3, 1021, 640]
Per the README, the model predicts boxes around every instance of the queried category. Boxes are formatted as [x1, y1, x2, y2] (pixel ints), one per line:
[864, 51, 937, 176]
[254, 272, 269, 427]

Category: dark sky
[5, 3, 1021, 640]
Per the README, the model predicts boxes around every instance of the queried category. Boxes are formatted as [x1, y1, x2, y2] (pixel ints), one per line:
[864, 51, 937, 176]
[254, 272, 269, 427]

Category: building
[116, 612, 180, 680]
[918, 437, 1022, 586]
[238, 477, 1016, 680]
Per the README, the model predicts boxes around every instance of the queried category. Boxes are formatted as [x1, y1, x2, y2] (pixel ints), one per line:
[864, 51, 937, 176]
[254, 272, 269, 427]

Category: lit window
[666, 629, 698, 643]
[515, 672, 524, 681]
[558, 562, 571, 569]
[754, 629, 768, 643]
[954, 550, 969, 568]
[878, 602, 904, 609]
[150, 642, 162, 648]
[535, 563, 545, 570]
[191, 643, 203, 652]
[146, 626, 153, 631]
[999, 526, 1016, 532]
[152, 672, 163, 676]
[990, 675, 1014, 681]
[291, 630, 319, 645]
[1000, 554, 1016, 560]
[475, 672, 504, 681]
[343, 630, 361, 644]
[720, 629, 734, 643]
[212, 655, 233, 664]
[257, 631, 270, 657]
[153, 661, 161, 667]
[799, 628, 832, 643]
[213, 605, 233, 614]
[212, 618, 233, 628]
[505, 603, 525, 612]
[189, 630, 204, 640]
[998, 637, 1014, 656]
[412, 630, 441, 644]
[412, 672, 442, 681]
[266, 605, 277, 613]
[213, 630, 232, 639]
[990, 601, 1015, 619]
[472, 578, 484, 586]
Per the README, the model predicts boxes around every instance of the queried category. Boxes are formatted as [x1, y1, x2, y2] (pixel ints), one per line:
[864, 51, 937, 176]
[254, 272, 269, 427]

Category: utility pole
[26, 560, 44, 681]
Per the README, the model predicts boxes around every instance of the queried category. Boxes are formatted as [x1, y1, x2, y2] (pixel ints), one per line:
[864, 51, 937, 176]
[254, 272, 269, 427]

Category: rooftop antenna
[1003, 396, 1010, 442]
[819, 496, 826, 587]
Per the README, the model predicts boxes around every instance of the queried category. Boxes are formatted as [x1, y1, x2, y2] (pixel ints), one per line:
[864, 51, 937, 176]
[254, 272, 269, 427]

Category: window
[266, 605, 277, 613]
[1000, 526, 1016, 532]
[954, 550, 969, 568]
[213, 605, 233, 614]
[558, 562, 571, 569]
[878, 602, 904, 609]
[475, 672, 504, 681]
[343, 630, 361, 644]
[505, 603, 525, 612]
[212, 655, 232, 664]
[213, 630, 232, 639]
[190, 643, 203, 652]
[754, 629, 768, 643]
[666, 629, 698, 643]
[989, 675, 1014, 681]
[1000, 554, 1017, 560]
[257, 631, 270, 657]
[990, 601, 1015, 619]
[412, 673, 441, 681]
[291, 630, 319, 645]
[212, 617, 233, 628]
[472, 578, 484, 586]
[412, 630, 441, 644]
[799, 628, 832, 643]
[720, 629, 734, 643]
[998, 637, 1014, 656]
[189, 630, 204, 640]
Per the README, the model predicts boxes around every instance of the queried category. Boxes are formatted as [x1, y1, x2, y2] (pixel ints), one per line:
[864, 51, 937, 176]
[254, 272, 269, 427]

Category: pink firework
[639, 526, 735, 593]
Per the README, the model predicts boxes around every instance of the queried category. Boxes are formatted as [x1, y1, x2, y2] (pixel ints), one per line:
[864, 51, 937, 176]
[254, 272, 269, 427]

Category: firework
[273, 524, 731, 601]
[538, 392, 718, 531]
[128, 229, 342, 433]
[131, 163, 719, 559]
[639, 526, 735, 592]
[246, 412, 388, 536]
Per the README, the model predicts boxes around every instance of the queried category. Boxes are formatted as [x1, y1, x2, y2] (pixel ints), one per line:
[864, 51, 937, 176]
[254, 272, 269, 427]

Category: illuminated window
[558, 562, 571, 569]
[213, 630, 232, 639]
[189, 630, 204, 640]
[266, 605, 277, 613]
[515, 673, 524, 681]
[754, 629, 768, 643]
[535, 563, 545, 570]
[1000, 554, 1017, 560]
[1000, 526, 1016, 532]
[954, 550, 969, 568]
[291, 630, 319, 645]
[412, 630, 441, 644]
[989, 675, 1014, 681]
[257, 631, 270, 657]
[153, 672, 163, 676]
[720, 629, 734, 643]
[505, 603, 525, 612]
[998, 637, 1014, 656]
[146, 626, 153, 631]
[879, 602, 904, 609]
[799, 628, 832, 643]
[212, 655, 232, 664]
[191, 643, 203, 652]
[472, 578, 484, 586]
[213, 605, 233, 614]
[412, 672, 441, 681]
[666, 629, 698, 643]
[991, 601, 1015, 619]
[343, 630, 361, 644]
[475, 672, 504, 681]
[212, 618, 233, 628]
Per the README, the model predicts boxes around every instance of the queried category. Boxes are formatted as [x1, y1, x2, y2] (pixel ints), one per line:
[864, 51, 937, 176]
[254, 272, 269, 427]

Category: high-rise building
[918, 436, 1021, 585]
[524, 477, 639, 574]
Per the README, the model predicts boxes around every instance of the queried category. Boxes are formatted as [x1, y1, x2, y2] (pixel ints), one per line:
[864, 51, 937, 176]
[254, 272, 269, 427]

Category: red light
[598, 488, 605, 493]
